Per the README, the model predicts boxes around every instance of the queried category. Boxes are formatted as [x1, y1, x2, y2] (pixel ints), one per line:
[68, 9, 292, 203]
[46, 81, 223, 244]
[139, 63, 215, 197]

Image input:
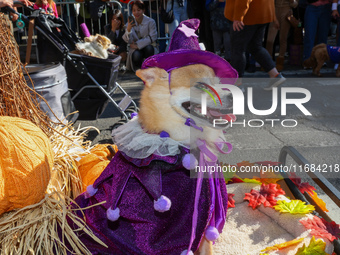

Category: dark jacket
[104, 25, 127, 53]
[206, 0, 230, 32]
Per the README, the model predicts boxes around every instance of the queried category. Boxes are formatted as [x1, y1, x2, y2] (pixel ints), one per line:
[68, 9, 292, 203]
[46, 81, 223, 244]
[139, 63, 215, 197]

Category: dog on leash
[74, 34, 117, 59]
[303, 43, 340, 77]
[72, 19, 237, 255]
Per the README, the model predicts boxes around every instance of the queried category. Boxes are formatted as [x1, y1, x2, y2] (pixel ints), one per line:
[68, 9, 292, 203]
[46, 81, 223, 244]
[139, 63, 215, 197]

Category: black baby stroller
[9, 3, 138, 122]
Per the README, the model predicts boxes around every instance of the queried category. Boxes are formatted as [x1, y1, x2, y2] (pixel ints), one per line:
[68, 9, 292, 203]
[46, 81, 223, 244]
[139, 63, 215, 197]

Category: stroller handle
[0, 1, 34, 22]
[13, 1, 34, 12]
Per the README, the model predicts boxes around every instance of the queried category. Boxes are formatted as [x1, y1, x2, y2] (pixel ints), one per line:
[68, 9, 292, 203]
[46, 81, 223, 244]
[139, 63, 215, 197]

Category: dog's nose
[221, 94, 233, 111]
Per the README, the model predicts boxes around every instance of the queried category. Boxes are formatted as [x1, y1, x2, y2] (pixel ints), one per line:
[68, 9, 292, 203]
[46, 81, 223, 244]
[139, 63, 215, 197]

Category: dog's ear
[136, 68, 168, 87]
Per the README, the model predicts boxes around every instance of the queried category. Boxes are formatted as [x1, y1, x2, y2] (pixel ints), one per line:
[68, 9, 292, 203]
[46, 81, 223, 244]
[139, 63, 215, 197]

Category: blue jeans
[230, 23, 275, 77]
[167, 0, 188, 38]
[303, 4, 331, 60]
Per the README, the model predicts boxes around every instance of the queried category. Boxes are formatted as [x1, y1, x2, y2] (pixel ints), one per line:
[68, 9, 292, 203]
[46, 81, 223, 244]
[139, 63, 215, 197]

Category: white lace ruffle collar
[111, 117, 190, 159]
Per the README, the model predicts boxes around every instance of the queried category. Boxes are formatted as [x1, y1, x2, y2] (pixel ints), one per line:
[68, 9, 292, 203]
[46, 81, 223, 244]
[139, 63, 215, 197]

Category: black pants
[132, 45, 155, 69]
[230, 23, 275, 77]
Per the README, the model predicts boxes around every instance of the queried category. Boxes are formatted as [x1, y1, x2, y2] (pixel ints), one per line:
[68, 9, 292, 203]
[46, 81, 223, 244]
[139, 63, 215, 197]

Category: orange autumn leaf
[310, 191, 329, 212]
[261, 237, 304, 252]
[253, 177, 282, 186]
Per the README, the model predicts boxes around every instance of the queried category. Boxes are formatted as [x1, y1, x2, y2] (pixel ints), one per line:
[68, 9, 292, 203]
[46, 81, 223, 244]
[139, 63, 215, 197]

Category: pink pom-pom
[182, 153, 198, 170]
[154, 195, 171, 212]
[84, 185, 98, 198]
[205, 226, 219, 241]
[180, 250, 194, 255]
[107, 207, 120, 221]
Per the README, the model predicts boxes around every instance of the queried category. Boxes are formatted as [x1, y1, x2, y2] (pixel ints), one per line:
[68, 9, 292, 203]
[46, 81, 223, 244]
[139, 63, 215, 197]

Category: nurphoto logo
[200, 84, 312, 128]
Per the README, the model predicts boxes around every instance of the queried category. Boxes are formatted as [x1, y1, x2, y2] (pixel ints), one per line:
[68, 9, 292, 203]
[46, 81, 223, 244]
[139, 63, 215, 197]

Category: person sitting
[122, 0, 158, 72]
[104, 9, 128, 71]
[33, 0, 58, 17]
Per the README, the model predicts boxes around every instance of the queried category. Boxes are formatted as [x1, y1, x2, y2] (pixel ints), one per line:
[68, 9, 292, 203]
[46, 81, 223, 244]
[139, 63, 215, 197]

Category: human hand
[274, 19, 280, 30]
[10, 12, 18, 21]
[130, 42, 138, 49]
[15, 0, 32, 6]
[126, 19, 136, 33]
[0, 0, 14, 8]
[233, 20, 244, 31]
[111, 18, 119, 31]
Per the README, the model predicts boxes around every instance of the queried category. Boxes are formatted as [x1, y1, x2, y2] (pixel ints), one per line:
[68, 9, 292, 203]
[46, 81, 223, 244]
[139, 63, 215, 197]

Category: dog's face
[76, 34, 111, 59]
[168, 64, 233, 129]
[95, 34, 111, 50]
[136, 64, 233, 142]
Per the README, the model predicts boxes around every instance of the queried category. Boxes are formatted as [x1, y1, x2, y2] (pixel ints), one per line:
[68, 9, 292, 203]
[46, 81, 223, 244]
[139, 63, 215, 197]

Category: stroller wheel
[122, 106, 140, 120]
[127, 105, 140, 112]
[112, 118, 128, 130]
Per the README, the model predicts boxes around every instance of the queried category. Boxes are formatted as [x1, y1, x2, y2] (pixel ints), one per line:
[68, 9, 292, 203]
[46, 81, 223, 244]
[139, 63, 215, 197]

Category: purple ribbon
[185, 118, 204, 132]
[186, 139, 232, 254]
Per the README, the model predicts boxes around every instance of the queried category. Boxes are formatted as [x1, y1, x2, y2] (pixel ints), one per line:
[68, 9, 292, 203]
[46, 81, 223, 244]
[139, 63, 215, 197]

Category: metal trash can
[24, 62, 78, 123]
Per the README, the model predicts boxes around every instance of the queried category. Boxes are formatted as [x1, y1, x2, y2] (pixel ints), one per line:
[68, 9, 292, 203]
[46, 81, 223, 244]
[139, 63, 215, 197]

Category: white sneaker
[119, 64, 126, 72]
[263, 73, 286, 91]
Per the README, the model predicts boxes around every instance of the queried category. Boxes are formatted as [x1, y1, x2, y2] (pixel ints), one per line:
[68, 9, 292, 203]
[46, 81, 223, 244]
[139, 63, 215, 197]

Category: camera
[128, 15, 135, 25]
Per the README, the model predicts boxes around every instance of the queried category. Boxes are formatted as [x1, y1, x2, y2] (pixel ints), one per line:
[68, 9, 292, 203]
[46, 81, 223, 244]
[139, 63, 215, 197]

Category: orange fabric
[0, 117, 53, 216]
[77, 144, 117, 192]
[224, 0, 276, 25]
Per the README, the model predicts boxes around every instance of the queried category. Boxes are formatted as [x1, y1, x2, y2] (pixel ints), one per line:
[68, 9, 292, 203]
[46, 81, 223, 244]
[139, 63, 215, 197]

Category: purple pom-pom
[160, 131, 170, 138]
[182, 153, 198, 170]
[154, 195, 171, 212]
[130, 112, 138, 119]
[84, 185, 98, 198]
[180, 250, 194, 255]
[205, 226, 219, 241]
[107, 207, 120, 221]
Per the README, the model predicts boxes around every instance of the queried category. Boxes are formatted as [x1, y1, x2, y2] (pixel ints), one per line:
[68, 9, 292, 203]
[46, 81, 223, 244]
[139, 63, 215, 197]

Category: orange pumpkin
[0, 117, 53, 216]
[77, 144, 117, 192]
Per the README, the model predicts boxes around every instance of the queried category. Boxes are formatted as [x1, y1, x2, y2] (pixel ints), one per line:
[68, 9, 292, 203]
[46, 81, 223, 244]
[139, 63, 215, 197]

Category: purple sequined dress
[73, 147, 228, 255]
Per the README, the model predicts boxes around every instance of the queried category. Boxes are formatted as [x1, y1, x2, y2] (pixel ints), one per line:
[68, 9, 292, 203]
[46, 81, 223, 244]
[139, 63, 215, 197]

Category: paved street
[76, 64, 340, 222]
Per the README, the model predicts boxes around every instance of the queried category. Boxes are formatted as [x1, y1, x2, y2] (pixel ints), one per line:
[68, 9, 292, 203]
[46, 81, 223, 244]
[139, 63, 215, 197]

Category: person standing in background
[332, 0, 340, 45]
[33, 0, 58, 17]
[303, 0, 332, 61]
[166, 0, 188, 38]
[225, 0, 286, 90]
[266, 0, 298, 71]
[206, 0, 231, 61]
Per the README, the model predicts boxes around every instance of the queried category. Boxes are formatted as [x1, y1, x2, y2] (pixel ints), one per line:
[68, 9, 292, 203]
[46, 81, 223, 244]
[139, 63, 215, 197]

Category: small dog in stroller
[73, 34, 118, 59]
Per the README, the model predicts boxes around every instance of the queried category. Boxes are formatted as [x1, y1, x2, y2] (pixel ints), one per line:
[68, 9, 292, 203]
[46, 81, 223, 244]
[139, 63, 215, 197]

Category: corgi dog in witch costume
[72, 19, 238, 255]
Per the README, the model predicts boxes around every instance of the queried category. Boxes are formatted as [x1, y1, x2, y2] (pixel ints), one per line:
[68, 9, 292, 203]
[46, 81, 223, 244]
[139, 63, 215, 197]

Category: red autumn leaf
[261, 183, 285, 197]
[228, 193, 235, 208]
[255, 161, 281, 166]
[289, 172, 316, 195]
[244, 189, 269, 209]
[228, 177, 244, 184]
[300, 216, 340, 242]
[244, 183, 285, 210]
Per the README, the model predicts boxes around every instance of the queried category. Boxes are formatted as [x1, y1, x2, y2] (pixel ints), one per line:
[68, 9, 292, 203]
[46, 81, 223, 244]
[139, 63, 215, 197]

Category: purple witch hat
[142, 19, 238, 82]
